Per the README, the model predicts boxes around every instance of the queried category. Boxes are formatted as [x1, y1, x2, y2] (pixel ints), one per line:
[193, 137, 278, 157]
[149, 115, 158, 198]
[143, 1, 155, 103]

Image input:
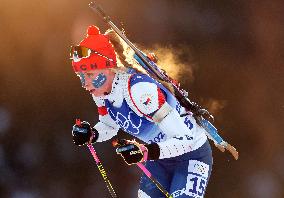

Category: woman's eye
[78, 73, 85, 87]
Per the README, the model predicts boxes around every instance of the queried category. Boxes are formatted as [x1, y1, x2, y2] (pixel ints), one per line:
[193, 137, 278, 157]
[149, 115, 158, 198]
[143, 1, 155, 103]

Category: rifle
[88, 1, 238, 160]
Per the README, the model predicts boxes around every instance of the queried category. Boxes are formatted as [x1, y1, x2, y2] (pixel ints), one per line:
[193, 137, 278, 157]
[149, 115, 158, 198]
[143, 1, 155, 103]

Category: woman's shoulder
[129, 73, 158, 86]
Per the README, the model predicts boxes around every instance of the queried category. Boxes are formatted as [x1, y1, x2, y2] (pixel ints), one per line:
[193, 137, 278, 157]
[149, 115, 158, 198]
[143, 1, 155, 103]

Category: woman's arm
[92, 96, 120, 142]
[128, 75, 206, 159]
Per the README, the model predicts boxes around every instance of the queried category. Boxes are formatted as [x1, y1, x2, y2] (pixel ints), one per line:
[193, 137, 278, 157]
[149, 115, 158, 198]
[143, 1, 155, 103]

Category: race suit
[92, 71, 213, 198]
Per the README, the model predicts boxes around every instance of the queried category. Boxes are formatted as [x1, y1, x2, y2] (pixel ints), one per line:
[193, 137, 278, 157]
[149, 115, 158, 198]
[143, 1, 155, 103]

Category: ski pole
[87, 143, 118, 198]
[136, 162, 173, 198]
[75, 119, 117, 197]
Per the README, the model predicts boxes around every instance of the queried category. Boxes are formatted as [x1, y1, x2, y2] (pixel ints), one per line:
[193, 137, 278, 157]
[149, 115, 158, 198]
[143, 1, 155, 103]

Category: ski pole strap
[137, 163, 173, 198]
[87, 144, 118, 198]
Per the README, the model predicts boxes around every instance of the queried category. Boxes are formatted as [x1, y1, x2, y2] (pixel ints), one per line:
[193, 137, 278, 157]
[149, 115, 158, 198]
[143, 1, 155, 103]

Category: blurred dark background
[0, 0, 283, 197]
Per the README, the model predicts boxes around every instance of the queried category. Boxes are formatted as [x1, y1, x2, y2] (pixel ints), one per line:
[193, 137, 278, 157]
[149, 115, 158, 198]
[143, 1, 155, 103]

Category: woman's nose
[83, 82, 91, 90]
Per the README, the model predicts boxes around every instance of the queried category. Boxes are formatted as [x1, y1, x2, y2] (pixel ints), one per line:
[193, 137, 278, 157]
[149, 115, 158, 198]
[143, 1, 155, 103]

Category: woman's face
[77, 69, 115, 97]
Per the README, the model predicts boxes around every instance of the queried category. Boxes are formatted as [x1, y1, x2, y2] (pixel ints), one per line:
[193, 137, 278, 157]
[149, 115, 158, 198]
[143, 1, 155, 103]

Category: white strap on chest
[152, 102, 173, 123]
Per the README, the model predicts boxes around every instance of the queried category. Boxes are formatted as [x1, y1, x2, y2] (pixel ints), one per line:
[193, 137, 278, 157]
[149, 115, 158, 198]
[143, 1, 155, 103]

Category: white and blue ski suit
[92, 71, 213, 198]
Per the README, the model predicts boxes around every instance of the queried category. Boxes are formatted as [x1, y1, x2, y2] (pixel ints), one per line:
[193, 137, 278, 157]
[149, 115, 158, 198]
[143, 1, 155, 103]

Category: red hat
[72, 25, 117, 72]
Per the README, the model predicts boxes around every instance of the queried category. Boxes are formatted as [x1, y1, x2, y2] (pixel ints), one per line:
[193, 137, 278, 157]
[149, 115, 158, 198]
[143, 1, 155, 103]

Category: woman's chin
[89, 88, 110, 97]
[90, 90, 105, 97]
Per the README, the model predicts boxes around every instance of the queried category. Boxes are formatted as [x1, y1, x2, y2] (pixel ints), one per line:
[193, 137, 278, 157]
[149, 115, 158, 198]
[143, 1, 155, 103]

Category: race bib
[172, 160, 210, 197]
[185, 160, 209, 198]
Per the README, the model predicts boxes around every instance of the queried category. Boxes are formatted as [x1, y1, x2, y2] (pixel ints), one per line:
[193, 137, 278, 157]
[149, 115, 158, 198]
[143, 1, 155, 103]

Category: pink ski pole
[87, 144, 118, 198]
[75, 119, 118, 197]
[136, 162, 173, 198]
[112, 139, 172, 198]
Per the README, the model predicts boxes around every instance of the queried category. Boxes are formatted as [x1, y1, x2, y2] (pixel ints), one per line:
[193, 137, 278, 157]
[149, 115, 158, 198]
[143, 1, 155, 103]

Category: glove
[72, 119, 98, 146]
[115, 139, 149, 165]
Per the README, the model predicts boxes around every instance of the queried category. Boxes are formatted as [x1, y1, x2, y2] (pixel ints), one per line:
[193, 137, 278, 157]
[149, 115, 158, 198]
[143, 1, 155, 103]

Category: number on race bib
[187, 175, 206, 197]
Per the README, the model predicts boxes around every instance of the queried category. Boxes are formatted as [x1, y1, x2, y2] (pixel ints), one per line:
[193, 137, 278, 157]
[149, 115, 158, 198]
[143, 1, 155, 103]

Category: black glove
[72, 120, 98, 146]
[115, 139, 160, 165]
[115, 139, 147, 165]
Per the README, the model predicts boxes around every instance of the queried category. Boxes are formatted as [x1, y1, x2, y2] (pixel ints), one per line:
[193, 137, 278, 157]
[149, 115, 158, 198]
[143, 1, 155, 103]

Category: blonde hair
[105, 29, 175, 94]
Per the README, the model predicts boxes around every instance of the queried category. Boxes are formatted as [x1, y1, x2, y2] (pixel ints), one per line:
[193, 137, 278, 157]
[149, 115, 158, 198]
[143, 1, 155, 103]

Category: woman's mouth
[90, 89, 96, 94]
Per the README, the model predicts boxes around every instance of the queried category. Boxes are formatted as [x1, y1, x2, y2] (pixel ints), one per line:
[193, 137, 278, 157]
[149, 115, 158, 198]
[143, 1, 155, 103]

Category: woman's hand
[72, 119, 98, 146]
[115, 139, 148, 165]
